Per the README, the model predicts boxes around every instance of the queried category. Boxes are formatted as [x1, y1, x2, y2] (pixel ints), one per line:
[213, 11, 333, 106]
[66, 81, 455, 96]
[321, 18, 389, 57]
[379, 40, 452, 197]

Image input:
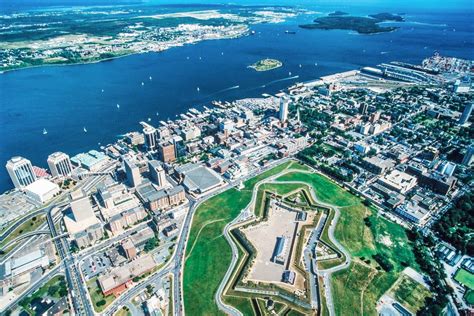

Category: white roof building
[24, 179, 60, 204]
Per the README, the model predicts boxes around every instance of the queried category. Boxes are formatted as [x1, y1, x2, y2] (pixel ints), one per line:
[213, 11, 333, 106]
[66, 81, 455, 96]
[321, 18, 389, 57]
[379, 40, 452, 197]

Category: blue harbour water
[0, 1, 473, 193]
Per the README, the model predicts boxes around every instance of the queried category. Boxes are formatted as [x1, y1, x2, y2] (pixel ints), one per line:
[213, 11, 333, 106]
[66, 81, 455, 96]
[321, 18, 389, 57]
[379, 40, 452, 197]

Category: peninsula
[300, 12, 405, 34]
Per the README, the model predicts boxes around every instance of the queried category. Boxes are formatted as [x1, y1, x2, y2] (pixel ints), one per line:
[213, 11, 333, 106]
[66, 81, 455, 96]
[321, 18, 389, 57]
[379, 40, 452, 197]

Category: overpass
[0, 231, 69, 252]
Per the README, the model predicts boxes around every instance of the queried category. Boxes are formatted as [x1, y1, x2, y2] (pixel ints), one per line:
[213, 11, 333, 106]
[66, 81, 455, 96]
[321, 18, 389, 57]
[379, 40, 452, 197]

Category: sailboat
[299, 64, 302, 68]
[141, 82, 145, 86]
[43, 128, 48, 135]
[101, 89, 104, 93]
[83, 127, 88, 133]
[116, 104, 120, 109]
[156, 112, 159, 116]
[149, 76, 152, 80]
[197, 87, 200, 92]
[148, 117, 151, 122]
[289, 71, 292, 76]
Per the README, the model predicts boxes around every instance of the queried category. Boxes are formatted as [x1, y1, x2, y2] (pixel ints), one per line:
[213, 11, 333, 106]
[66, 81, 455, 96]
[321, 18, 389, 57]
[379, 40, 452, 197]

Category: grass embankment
[183, 161, 298, 315]
[455, 268, 474, 290]
[0, 215, 46, 252]
[19, 275, 67, 315]
[389, 274, 431, 313]
[276, 171, 419, 315]
[114, 306, 131, 316]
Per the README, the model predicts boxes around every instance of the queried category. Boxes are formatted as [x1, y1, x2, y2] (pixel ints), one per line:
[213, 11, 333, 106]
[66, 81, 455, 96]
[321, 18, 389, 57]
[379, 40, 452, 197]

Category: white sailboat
[289, 71, 292, 76]
[141, 82, 145, 86]
[43, 128, 48, 135]
[116, 104, 120, 109]
[83, 127, 88, 133]
[101, 89, 104, 93]
[149, 76, 152, 80]
[148, 117, 151, 122]
[197, 87, 200, 92]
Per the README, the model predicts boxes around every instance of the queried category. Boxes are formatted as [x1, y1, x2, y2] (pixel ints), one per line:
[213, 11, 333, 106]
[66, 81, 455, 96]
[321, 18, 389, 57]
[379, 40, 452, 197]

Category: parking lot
[81, 253, 112, 279]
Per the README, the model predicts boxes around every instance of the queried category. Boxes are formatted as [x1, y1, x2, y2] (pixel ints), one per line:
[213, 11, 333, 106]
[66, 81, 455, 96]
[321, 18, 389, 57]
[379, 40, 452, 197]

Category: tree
[47, 285, 59, 297]
[146, 284, 154, 294]
[144, 237, 158, 252]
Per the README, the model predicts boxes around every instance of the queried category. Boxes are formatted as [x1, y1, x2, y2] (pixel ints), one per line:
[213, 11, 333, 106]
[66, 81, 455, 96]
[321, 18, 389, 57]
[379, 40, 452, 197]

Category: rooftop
[25, 179, 59, 196]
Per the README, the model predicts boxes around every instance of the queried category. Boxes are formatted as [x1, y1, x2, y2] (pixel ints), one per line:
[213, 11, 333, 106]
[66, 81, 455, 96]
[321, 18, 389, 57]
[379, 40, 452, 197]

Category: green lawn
[114, 307, 132, 316]
[276, 171, 419, 315]
[0, 215, 46, 251]
[389, 274, 431, 313]
[87, 277, 116, 312]
[183, 161, 296, 315]
[465, 289, 474, 305]
[455, 269, 474, 290]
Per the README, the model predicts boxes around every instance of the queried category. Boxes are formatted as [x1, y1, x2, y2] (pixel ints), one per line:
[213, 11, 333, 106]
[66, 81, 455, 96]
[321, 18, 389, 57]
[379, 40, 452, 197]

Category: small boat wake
[260, 75, 299, 88]
[207, 85, 240, 97]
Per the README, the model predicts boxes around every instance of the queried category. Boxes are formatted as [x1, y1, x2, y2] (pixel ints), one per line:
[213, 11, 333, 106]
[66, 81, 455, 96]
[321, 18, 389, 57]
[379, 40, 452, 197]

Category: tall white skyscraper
[143, 125, 157, 150]
[6, 156, 37, 189]
[47, 152, 73, 177]
[279, 97, 289, 123]
[124, 159, 142, 187]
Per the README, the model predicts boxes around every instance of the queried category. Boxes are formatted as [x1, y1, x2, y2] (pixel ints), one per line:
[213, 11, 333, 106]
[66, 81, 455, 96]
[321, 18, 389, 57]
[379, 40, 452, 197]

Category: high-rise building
[47, 152, 73, 178]
[158, 142, 176, 163]
[143, 125, 158, 150]
[462, 145, 474, 166]
[458, 103, 473, 125]
[6, 156, 37, 189]
[369, 111, 381, 123]
[149, 160, 167, 188]
[359, 103, 368, 115]
[279, 97, 289, 123]
[124, 159, 142, 187]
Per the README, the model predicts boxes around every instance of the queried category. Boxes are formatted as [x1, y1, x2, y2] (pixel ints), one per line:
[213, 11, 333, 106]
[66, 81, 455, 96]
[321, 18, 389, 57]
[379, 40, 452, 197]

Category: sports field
[455, 268, 474, 290]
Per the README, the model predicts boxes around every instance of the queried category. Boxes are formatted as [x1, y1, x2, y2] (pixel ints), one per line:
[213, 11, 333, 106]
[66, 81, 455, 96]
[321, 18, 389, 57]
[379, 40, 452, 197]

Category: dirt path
[185, 218, 225, 260]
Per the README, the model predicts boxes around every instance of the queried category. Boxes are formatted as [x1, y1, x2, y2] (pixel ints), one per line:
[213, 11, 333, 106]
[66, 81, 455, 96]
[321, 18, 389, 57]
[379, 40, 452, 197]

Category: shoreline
[0, 33, 248, 75]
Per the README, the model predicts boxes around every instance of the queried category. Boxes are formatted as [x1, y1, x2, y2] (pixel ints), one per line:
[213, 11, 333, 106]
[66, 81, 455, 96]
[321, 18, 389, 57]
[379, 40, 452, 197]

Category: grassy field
[389, 274, 431, 313]
[114, 306, 131, 316]
[276, 171, 419, 315]
[455, 268, 474, 290]
[86, 277, 116, 312]
[183, 161, 297, 315]
[465, 289, 474, 305]
[0, 215, 46, 251]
